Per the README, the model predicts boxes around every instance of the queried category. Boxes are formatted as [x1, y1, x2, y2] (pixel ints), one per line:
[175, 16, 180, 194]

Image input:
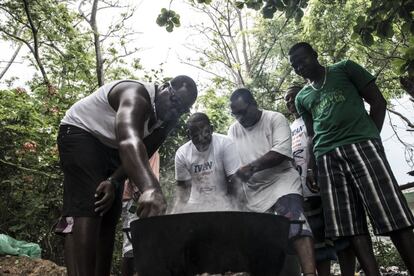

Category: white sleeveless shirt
[61, 80, 160, 148]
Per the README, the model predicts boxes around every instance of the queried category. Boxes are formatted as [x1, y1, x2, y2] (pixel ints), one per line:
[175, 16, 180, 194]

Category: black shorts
[57, 124, 122, 219]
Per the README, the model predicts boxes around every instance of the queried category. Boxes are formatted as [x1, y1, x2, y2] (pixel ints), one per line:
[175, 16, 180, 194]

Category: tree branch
[22, 0, 50, 86]
[0, 43, 22, 80]
[0, 159, 60, 179]
[387, 107, 414, 129]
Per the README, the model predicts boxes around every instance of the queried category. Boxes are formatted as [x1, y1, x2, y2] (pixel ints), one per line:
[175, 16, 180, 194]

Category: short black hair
[171, 75, 198, 103]
[288, 42, 317, 57]
[230, 88, 257, 106]
[187, 112, 211, 127]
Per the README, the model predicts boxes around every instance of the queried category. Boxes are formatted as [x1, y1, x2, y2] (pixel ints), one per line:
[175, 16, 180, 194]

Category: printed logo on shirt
[199, 186, 217, 193]
[193, 161, 213, 173]
[311, 89, 346, 117]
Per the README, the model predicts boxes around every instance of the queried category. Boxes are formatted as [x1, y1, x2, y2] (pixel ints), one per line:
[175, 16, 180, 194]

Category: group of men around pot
[56, 42, 414, 276]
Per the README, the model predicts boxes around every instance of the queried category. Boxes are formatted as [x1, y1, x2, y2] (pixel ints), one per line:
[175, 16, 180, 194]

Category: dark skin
[289, 46, 414, 276]
[171, 118, 242, 213]
[285, 87, 356, 276]
[230, 97, 287, 181]
[230, 96, 316, 275]
[65, 79, 196, 276]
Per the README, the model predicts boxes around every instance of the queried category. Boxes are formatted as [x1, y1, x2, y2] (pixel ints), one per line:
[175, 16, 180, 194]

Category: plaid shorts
[317, 139, 414, 237]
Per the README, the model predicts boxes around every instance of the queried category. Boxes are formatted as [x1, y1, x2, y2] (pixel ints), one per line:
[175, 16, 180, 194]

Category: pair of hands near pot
[94, 179, 166, 218]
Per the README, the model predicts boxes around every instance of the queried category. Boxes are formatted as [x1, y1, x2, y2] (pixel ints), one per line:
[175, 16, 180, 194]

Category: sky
[0, 1, 413, 185]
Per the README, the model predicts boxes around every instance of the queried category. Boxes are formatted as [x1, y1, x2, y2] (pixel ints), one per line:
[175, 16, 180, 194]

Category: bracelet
[107, 177, 121, 190]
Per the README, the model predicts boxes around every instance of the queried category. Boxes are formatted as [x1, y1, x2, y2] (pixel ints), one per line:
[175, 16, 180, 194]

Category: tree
[77, 0, 139, 86]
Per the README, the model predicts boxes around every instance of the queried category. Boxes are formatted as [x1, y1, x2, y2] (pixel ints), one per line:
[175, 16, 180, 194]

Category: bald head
[187, 112, 211, 127]
[170, 75, 198, 107]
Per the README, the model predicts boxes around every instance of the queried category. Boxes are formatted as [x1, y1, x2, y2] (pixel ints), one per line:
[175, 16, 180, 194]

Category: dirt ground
[0, 255, 66, 276]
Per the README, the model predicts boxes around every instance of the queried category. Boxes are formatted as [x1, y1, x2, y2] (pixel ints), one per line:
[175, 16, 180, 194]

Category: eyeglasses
[230, 103, 249, 118]
[168, 81, 190, 114]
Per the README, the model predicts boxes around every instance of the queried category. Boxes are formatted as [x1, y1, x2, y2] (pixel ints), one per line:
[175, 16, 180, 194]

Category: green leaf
[274, 0, 285, 10]
[262, 4, 276, 19]
[376, 21, 394, 38]
[361, 32, 374, 46]
[294, 8, 304, 23]
[235, 1, 245, 9]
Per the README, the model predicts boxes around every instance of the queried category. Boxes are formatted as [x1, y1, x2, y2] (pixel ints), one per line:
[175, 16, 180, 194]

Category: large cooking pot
[129, 211, 299, 276]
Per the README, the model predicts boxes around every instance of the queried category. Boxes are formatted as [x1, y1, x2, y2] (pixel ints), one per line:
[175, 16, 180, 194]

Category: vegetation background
[1, 0, 413, 273]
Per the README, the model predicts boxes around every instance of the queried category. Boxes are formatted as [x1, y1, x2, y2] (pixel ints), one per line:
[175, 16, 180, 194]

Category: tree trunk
[0, 43, 22, 81]
[91, 0, 104, 86]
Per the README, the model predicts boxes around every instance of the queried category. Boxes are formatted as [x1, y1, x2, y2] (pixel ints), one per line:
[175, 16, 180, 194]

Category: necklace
[309, 66, 327, 90]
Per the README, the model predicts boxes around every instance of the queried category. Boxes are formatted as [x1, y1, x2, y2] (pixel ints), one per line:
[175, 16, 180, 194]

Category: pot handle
[289, 219, 305, 225]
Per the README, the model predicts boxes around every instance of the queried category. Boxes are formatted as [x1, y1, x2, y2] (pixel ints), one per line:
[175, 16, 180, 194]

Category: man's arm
[114, 85, 166, 217]
[359, 81, 387, 132]
[227, 174, 247, 210]
[102, 123, 177, 190]
[236, 151, 289, 182]
[170, 180, 191, 214]
[236, 114, 292, 182]
[302, 113, 316, 173]
[143, 119, 178, 158]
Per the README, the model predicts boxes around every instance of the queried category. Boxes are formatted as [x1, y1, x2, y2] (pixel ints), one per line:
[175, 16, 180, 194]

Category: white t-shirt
[228, 110, 302, 212]
[175, 133, 240, 212]
[61, 80, 160, 148]
[291, 117, 320, 198]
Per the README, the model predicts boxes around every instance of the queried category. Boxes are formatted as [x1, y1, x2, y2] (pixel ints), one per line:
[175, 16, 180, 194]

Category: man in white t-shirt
[172, 113, 241, 213]
[228, 88, 316, 275]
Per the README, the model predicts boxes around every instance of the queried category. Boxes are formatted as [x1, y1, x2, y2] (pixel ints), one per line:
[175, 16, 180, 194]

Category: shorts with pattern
[266, 193, 313, 240]
[317, 139, 414, 237]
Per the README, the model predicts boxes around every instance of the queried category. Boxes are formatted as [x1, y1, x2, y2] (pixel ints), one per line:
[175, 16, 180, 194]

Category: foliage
[0, 88, 64, 263]
[196, 88, 233, 134]
[156, 8, 181, 32]
[373, 237, 406, 269]
[1, 0, 414, 274]
[158, 0, 309, 29]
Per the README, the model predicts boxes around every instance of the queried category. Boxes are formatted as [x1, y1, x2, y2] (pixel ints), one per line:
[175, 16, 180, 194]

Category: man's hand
[236, 164, 255, 182]
[136, 189, 167, 218]
[306, 169, 319, 193]
[94, 180, 115, 216]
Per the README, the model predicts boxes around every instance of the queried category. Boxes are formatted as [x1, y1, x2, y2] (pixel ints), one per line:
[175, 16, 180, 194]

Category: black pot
[129, 211, 297, 276]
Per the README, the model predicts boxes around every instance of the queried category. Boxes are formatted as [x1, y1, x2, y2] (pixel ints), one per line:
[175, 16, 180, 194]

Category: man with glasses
[228, 88, 316, 276]
[55, 76, 197, 276]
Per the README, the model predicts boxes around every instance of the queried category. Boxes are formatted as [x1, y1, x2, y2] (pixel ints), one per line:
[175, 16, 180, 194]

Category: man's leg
[64, 232, 77, 275]
[293, 236, 316, 275]
[336, 241, 356, 276]
[95, 194, 122, 276]
[349, 234, 380, 276]
[390, 228, 414, 274]
[121, 257, 135, 276]
[269, 194, 316, 275]
[65, 217, 101, 276]
[315, 259, 331, 276]
[95, 220, 117, 276]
